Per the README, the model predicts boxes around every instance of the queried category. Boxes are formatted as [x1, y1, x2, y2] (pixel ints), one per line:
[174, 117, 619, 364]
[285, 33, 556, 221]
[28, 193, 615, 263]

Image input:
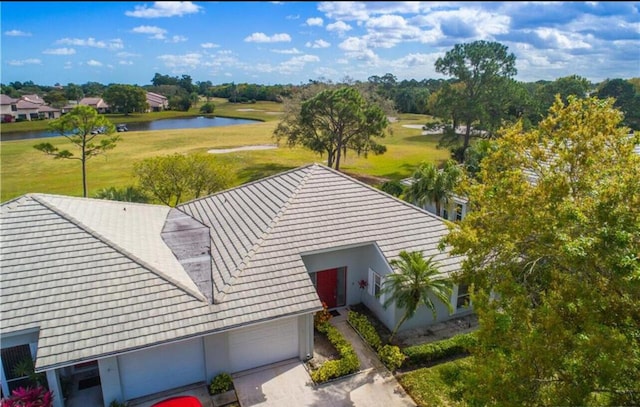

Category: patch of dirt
[309, 329, 339, 370]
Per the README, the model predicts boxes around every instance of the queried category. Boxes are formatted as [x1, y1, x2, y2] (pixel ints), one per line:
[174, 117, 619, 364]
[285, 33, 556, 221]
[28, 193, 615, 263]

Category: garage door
[118, 337, 205, 400]
[229, 317, 298, 373]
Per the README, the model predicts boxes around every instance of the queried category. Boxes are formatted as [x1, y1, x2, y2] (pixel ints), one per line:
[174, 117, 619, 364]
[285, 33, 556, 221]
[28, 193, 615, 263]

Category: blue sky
[2, 1, 639, 87]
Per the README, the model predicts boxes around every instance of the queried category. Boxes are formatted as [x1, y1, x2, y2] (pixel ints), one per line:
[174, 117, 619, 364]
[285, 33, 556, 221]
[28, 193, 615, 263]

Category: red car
[150, 396, 203, 407]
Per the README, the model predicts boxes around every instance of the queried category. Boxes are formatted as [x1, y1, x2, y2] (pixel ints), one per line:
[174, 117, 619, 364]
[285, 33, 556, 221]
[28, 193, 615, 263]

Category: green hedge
[310, 322, 360, 383]
[347, 310, 405, 371]
[347, 311, 382, 350]
[402, 332, 477, 367]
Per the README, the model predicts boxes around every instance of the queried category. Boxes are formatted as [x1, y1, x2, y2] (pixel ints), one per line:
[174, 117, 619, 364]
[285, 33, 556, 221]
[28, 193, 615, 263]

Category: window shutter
[368, 268, 374, 296]
[379, 275, 386, 304]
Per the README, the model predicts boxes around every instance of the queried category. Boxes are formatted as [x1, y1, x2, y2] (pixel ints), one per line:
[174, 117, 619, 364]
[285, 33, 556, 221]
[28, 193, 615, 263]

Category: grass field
[397, 357, 472, 407]
[1, 101, 450, 202]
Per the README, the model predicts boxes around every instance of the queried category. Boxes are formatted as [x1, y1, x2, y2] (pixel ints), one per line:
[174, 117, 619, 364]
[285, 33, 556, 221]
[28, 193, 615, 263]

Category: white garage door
[118, 337, 205, 400]
[229, 317, 298, 373]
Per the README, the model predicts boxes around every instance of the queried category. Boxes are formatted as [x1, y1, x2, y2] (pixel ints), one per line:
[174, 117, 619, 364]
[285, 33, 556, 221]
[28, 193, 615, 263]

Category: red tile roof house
[0, 164, 468, 407]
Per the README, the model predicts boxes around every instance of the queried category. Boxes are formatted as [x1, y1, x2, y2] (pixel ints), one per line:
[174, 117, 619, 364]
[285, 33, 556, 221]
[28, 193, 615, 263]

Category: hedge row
[310, 321, 359, 383]
[347, 311, 405, 371]
[402, 332, 477, 367]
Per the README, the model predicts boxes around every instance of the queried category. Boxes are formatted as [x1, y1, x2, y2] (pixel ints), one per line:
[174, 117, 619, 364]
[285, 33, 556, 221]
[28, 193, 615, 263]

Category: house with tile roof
[146, 92, 169, 112]
[79, 97, 109, 114]
[0, 164, 466, 406]
[0, 94, 61, 122]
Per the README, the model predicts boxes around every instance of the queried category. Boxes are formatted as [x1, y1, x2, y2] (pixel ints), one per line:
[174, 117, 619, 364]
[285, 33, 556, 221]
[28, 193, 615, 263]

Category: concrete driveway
[233, 359, 415, 407]
[233, 310, 417, 407]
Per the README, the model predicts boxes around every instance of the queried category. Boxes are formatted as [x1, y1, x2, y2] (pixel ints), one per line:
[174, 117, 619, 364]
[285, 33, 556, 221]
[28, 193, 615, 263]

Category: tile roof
[0, 94, 18, 105]
[1, 164, 461, 371]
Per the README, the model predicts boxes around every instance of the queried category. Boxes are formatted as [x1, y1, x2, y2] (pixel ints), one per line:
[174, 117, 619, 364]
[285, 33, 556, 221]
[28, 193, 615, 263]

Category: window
[368, 268, 385, 304]
[441, 207, 449, 220]
[455, 204, 464, 221]
[1, 344, 33, 392]
[456, 284, 471, 310]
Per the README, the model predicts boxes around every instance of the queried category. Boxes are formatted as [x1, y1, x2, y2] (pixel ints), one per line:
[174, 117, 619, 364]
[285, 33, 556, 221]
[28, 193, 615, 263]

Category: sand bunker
[208, 144, 278, 154]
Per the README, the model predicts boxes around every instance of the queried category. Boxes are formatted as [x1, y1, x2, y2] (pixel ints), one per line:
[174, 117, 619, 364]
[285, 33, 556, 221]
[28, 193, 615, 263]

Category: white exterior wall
[98, 357, 123, 406]
[117, 337, 206, 400]
[204, 332, 229, 381]
[301, 243, 397, 331]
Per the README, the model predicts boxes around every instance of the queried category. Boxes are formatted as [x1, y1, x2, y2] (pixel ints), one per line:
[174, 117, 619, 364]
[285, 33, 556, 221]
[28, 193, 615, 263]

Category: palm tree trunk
[388, 312, 410, 344]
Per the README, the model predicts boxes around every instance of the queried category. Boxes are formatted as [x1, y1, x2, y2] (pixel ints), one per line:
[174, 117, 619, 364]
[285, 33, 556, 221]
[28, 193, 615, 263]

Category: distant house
[0, 94, 61, 122]
[1, 164, 468, 407]
[79, 97, 109, 114]
[146, 91, 169, 112]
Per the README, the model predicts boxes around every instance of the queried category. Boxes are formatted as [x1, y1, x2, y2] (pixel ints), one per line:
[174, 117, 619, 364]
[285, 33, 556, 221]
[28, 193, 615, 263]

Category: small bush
[314, 302, 332, 328]
[378, 344, 405, 371]
[2, 386, 53, 407]
[200, 102, 215, 114]
[347, 311, 382, 351]
[311, 322, 359, 383]
[209, 372, 233, 395]
[109, 400, 128, 407]
[402, 332, 477, 367]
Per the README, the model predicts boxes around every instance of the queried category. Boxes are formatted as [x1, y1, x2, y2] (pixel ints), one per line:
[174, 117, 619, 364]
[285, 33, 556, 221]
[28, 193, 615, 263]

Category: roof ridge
[179, 163, 318, 207]
[215, 164, 319, 302]
[31, 195, 208, 302]
[317, 164, 450, 222]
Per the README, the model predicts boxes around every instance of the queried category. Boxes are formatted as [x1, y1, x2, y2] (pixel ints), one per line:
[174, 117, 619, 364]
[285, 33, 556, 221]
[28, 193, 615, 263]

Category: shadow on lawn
[236, 162, 295, 183]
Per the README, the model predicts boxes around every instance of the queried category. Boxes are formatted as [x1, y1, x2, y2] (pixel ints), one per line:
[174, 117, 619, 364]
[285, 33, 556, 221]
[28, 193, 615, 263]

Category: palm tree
[380, 250, 453, 342]
[403, 160, 461, 216]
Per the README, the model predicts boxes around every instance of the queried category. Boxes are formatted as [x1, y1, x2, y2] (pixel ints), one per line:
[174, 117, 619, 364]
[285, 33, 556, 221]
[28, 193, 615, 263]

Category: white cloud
[117, 52, 140, 58]
[201, 42, 219, 49]
[305, 39, 331, 49]
[286, 14, 300, 20]
[307, 17, 323, 27]
[167, 35, 188, 43]
[7, 58, 41, 66]
[326, 21, 352, 34]
[64, 62, 73, 69]
[119, 60, 134, 65]
[125, 1, 202, 18]
[244, 32, 291, 43]
[271, 48, 302, 54]
[131, 25, 167, 40]
[158, 53, 202, 69]
[87, 60, 103, 67]
[534, 28, 592, 49]
[56, 37, 123, 50]
[5, 29, 31, 37]
[43, 48, 76, 55]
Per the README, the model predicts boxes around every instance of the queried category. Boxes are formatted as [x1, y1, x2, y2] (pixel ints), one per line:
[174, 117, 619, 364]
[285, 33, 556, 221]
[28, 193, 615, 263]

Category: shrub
[1, 386, 53, 407]
[347, 311, 382, 351]
[209, 372, 233, 395]
[109, 400, 128, 407]
[402, 332, 477, 367]
[378, 344, 405, 371]
[200, 102, 215, 114]
[311, 322, 359, 383]
[314, 302, 332, 328]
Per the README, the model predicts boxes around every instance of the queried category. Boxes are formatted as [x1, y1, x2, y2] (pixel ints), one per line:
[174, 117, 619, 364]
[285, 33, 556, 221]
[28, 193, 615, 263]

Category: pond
[0, 116, 259, 141]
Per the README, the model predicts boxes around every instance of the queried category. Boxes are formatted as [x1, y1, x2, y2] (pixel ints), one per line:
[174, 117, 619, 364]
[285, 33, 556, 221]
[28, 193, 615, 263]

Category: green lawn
[397, 357, 472, 407]
[1, 102, 450, 202]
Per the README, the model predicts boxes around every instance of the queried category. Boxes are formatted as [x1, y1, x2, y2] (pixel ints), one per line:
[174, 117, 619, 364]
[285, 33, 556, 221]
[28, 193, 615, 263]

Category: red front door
[316, 268, 338, 308]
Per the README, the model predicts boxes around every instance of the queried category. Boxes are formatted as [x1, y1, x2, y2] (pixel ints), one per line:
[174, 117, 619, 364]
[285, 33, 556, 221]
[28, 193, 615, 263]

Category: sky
[1, 1, 639, 87]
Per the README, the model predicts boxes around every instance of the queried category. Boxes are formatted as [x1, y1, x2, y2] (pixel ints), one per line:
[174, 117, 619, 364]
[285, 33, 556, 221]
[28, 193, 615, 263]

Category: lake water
[1, 116, 259, 141]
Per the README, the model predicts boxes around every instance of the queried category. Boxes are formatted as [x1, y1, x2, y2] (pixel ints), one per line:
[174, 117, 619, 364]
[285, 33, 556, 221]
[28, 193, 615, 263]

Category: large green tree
[403, 160, 461, 216]
[274, 86, 389, 170]
[134, 153, 232, 206]
[434, 40, 517, 156]
[381, 250, 453, 342]
[103, 84, 148, 115]
[596, 78, 640, 130]
[34, 105, 118, 198]
[444, 96, 640, 406]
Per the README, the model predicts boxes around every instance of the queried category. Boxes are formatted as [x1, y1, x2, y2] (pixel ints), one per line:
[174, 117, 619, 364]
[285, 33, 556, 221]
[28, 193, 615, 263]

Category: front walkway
[233, 309, 416, 406]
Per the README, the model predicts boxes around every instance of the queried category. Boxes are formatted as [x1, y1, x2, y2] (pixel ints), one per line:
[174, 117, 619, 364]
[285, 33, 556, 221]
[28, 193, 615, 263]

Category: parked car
[150, 396, 202, 407]
[116, 124, 128, 132]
